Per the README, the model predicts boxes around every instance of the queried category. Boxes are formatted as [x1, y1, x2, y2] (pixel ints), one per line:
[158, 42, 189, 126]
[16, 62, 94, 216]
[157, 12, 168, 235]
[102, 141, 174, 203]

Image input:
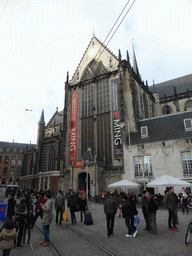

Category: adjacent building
[0, 141, 35, 185]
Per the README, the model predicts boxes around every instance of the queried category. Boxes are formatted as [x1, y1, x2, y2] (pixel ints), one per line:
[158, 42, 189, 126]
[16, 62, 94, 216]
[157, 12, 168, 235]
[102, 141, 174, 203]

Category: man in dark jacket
[55, 190, 65, 227]
[163, 186, 179, 231]
[104, 192, 118, 237]
[146, 192, 158, 236]
[141, 191, 151, 231]
[15, 198, 27, 247]
[67, 189, 77, 224]
[0, 192, 16, 233]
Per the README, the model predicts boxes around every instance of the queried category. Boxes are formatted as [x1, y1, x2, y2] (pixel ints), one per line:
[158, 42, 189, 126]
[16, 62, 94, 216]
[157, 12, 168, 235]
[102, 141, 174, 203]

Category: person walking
[79, 191, 87, 222]
[33, 192, 44, 227]
[163, 186, 179, 231]
[40, 193, 53, 246]
[146, 192, 158, 236]
[0, 192, 16, 233]
[104, 192, 118, 237]
[15, 198, 27, 247]
[122, 194, 138, 238]
[0, 219, 17, 256]
[55, 190, 65, 227]
[141, 191, 151, 231]
[67, 189, 78, 224]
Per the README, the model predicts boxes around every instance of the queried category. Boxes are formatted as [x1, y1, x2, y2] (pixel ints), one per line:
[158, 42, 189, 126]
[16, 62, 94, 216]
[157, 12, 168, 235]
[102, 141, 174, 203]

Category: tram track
[34, 224, 115, 256]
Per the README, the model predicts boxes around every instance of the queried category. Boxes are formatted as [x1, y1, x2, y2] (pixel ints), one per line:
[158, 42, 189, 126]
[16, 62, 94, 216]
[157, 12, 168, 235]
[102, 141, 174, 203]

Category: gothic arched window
[143, 93, 149, 118]
[162, 105, 172, 115]
[81, 59, 107, 81]
[185, 100, 192, 111]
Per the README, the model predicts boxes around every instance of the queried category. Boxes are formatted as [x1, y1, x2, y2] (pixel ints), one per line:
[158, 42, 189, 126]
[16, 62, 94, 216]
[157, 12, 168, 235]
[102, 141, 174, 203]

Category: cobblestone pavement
[1, 200, 192, 256]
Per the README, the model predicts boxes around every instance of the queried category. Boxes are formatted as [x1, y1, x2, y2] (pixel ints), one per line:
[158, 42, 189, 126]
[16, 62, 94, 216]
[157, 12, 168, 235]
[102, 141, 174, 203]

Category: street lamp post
[10, 168, 14, 191]
[39, 172, 42, 190]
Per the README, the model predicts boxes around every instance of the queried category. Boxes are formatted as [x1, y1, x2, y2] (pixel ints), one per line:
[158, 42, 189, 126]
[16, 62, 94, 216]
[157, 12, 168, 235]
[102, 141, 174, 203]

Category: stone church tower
[36, 109, 45, 148]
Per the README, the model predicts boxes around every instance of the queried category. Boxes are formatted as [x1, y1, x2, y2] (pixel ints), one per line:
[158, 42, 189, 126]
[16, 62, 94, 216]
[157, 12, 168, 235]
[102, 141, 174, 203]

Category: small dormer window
[141, 126, 148, 138]
[184, 118, 192, 131]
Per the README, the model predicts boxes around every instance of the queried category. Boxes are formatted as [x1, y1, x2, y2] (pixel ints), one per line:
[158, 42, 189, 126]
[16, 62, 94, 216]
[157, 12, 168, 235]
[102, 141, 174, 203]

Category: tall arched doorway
[78, 172, 90, 196]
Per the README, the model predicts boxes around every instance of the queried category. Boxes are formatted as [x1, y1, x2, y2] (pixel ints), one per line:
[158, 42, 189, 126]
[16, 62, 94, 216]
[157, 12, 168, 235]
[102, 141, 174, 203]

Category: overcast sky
[0, 0, 191, 144]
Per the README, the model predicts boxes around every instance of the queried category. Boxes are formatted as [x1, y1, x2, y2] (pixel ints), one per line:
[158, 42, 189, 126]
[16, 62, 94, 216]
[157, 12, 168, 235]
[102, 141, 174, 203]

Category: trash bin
[0, 203, 7, 222]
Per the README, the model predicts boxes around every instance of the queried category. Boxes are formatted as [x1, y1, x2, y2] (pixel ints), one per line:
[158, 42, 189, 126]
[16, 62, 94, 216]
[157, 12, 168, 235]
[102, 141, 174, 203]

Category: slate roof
[127, 110, 192, 145]
[0, 141, 36, 153]
[149, 74, 192, 98]
[46, 111, 63, 127]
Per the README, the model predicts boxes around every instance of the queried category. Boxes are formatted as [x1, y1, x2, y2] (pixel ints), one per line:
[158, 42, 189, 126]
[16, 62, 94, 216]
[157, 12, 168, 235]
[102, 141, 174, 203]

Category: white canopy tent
[108, 179, 140, 188]
[145, 175, 192, 188]
[108, 179, 140, 194]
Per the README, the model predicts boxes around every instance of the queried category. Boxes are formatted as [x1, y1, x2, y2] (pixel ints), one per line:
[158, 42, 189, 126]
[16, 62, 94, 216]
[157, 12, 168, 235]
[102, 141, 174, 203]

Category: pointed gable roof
[69, 36, 118, 85]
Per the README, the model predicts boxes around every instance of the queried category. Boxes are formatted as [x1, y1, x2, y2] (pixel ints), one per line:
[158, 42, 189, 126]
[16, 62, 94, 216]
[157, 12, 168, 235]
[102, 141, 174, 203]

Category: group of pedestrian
[67, 188, 87, 224]
[104, 186, 186, 239]
[0, 188, 55, 255]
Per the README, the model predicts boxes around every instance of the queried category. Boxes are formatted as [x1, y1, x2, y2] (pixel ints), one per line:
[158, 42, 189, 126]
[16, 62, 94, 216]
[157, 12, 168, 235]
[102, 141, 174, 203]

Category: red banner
[69, 91, 78, 163]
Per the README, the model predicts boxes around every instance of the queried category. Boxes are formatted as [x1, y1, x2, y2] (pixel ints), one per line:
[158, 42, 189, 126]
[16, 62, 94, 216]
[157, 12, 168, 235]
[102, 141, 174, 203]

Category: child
[0, 219, 17, 256]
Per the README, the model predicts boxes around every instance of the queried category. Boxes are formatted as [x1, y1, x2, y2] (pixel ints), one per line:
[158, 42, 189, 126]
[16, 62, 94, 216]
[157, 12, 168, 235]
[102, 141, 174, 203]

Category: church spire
[37, 109, 45, 148]
[39, 109, 45, 123]
[132, 43, 141, 79]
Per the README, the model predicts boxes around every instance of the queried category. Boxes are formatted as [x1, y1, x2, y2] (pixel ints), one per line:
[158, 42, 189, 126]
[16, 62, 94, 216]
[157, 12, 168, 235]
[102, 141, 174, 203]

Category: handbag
[62, 211, 69, 222]
[134, 216, 140, 227]
[75, 204, 80, 212]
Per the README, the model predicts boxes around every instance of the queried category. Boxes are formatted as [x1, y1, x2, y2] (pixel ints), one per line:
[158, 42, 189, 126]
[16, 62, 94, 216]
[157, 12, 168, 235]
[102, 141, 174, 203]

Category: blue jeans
[3, 249, 11, 256]
[70, 207, 76, 223]
[168, 209, 177, 227]
[125, 216, 136, 235]
[42, 225, 50, 242]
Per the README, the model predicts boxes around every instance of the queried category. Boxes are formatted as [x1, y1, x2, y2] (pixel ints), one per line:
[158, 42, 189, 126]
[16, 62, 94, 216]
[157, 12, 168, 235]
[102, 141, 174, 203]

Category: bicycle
[185, 203, 192, 244]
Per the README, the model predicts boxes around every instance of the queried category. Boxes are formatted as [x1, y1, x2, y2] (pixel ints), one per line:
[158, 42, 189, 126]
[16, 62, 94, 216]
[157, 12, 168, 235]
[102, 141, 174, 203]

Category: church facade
[20, 36, 192, 195]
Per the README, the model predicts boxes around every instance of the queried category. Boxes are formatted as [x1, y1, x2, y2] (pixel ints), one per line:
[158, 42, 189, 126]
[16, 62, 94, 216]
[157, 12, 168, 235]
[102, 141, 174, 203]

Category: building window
[134, 156, 142, 177]
[17, 168, 21, 176]
[181, 151, 192, 175]
[81, 117, 94, 156]
[184, 118, 192, 131]
[0, 147, 3, 152]
[0, 155, 2, 164]
[18, 157, 22, 165]
[96, 77, 110, 114]
[3, 167, 7, 175]
[141, 126, 148, 138]
[82, 82, 94, 117]
[10, 167, 14, 176]
[134, 155, 152, 177]
[4, 156, 9, 165]
[11, 157, 16, 165]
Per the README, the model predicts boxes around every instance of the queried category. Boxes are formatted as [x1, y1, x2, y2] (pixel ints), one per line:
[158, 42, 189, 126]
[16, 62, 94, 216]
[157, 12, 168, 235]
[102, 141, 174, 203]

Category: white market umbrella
[108, 179, 140, 188]
[145, 175, 191, 187]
